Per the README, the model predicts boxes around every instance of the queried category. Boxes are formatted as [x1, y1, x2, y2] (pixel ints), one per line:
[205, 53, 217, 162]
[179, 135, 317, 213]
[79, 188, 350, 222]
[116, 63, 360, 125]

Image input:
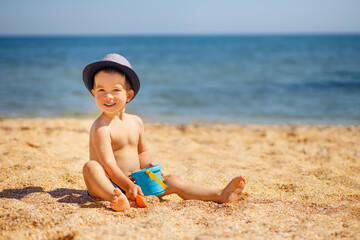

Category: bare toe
[110, 188, 130, 211]
[221, 176, 246, 203]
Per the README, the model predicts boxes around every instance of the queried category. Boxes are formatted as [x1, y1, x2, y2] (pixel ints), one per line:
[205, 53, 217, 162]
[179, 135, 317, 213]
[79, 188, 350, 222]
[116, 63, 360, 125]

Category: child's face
[91, 71, 134, 114]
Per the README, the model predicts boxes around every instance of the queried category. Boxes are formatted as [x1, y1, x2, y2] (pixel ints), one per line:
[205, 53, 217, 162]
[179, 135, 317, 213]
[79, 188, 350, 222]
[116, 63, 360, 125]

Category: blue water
[0, 35, 359, 124]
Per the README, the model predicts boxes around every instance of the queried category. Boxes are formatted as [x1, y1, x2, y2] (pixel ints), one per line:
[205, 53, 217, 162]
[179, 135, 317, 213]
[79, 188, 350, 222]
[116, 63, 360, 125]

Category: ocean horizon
[0, 34, 359, 124]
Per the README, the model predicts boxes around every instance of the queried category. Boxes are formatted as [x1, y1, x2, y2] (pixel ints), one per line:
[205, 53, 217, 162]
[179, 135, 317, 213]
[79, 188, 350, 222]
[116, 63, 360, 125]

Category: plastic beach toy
[131, 165, 167, 196]
[136, 195, 148, 208]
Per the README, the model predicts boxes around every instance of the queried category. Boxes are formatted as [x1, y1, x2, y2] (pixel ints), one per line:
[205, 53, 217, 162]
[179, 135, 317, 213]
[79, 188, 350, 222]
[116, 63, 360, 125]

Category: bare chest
[109, 126, 139, 151]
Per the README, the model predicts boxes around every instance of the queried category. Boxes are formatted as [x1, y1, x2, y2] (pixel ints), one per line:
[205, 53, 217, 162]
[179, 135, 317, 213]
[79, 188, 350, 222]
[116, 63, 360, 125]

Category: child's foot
[220, 176, 246, 203]
[110, 188, 130, 211]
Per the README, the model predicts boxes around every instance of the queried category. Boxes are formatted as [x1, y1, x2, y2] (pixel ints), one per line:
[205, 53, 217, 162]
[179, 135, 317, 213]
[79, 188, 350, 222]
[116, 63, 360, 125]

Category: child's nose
[105, 92, 114, 99]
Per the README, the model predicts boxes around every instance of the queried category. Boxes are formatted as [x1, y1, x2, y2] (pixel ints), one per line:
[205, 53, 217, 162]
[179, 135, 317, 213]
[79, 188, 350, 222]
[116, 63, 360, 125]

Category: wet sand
[0, 118, 359, 239]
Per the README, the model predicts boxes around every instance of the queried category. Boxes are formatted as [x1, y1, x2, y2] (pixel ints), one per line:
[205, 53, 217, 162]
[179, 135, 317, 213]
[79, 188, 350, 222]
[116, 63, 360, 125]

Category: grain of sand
[0, 119, 359, 239]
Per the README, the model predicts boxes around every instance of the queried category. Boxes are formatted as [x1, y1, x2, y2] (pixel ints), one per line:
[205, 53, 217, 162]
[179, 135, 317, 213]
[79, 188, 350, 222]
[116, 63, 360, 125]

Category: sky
[0, 0, 359, 35]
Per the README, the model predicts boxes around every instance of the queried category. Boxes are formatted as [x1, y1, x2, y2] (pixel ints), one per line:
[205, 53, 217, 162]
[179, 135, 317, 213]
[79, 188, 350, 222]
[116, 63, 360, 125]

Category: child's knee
[83, 160, 102, 176]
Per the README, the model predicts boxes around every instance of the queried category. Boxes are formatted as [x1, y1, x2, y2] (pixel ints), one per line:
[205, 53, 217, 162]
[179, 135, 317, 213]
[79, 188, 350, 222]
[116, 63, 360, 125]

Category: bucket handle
[145, 169, 168, 190]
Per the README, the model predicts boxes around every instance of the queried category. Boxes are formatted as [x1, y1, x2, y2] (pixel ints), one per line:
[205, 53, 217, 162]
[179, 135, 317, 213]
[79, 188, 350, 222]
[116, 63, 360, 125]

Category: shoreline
[1, 115, 359, 126]
[1, 118, 359, 239]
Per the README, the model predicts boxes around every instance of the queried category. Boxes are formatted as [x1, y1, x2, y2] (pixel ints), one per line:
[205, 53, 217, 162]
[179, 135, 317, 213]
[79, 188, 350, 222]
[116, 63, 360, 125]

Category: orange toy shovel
[136, 195, 148, 208]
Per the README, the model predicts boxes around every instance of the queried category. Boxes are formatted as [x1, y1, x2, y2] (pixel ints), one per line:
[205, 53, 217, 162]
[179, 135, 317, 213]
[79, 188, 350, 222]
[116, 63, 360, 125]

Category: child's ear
[126, 89, 134, 103]
[91, 89, 95, 96]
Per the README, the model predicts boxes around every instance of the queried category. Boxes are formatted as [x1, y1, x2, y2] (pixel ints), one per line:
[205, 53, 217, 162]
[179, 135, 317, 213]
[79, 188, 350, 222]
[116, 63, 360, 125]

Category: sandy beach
[0, 118, 359, 239]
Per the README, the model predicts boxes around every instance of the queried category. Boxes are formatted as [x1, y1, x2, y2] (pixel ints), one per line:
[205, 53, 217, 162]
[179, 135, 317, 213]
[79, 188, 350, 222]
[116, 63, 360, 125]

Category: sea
[0, 35, 359, 124]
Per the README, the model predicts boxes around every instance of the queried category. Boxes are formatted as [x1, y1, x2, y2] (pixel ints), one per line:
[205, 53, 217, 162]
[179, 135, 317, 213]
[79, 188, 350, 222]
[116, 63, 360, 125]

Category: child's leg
[161, 175, 246, 203]
[83, 160, 130, 211]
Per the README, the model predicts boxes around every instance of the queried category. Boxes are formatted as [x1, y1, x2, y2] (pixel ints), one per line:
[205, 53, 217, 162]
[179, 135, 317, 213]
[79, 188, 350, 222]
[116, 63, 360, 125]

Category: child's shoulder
[90, 113, 144, 134]
[126, 113, 144, 127]
[90, 115, 111, 134]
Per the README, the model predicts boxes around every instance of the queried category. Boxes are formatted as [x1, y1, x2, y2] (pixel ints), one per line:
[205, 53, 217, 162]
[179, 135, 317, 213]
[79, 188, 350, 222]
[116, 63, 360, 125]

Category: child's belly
[113, 148, 141, 176]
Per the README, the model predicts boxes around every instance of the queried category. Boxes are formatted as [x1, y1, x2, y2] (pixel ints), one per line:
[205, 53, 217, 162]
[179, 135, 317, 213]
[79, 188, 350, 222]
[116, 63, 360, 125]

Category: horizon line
[1, 31, 360, 38]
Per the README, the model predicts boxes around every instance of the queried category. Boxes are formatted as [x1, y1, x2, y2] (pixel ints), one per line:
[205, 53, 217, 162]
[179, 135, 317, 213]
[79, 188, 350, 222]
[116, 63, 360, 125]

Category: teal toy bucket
[131, 165, 166, 196]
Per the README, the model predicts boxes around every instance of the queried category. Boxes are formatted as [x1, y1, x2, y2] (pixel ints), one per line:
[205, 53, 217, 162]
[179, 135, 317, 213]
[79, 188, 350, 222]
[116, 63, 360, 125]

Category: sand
[0, 118, 359, 239]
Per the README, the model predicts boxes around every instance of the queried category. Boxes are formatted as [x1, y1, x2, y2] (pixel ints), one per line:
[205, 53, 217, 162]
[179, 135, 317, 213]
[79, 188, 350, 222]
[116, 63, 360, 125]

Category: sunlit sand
[0, 119, 359, 239]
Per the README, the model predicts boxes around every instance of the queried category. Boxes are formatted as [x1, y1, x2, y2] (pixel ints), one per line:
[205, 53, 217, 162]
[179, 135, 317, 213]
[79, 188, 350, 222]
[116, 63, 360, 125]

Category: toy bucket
[131, 165, 166, 196]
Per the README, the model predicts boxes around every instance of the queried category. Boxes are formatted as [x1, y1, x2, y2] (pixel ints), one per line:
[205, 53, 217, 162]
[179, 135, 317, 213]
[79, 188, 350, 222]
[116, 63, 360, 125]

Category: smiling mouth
[104, 103, 115, 107]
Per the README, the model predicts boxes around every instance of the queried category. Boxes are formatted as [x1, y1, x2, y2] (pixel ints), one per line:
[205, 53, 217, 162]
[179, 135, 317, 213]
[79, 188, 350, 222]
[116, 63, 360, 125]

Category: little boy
[82, 53, 246, 211]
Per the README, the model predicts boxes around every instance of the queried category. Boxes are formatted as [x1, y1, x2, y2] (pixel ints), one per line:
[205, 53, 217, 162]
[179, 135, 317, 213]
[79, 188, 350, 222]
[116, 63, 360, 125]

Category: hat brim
[82, 61, 140, 100]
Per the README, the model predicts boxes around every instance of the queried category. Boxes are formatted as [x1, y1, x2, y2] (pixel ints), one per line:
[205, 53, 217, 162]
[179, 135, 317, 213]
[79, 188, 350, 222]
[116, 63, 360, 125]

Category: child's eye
[113, 89, 120, 92]
[98, 89, 105, 92]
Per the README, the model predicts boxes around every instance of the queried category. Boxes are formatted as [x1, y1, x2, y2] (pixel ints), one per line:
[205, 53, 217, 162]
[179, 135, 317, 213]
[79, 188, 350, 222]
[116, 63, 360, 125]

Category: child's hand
[126, 183, 144, 200]
[146, 162, 156, 168]
[146, 162, 165, 178]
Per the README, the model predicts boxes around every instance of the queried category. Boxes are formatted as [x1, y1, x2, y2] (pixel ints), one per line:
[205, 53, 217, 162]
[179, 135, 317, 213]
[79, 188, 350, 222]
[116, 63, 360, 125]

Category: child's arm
[136, 116, 156, 169]
[92, 125, 142, 199]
